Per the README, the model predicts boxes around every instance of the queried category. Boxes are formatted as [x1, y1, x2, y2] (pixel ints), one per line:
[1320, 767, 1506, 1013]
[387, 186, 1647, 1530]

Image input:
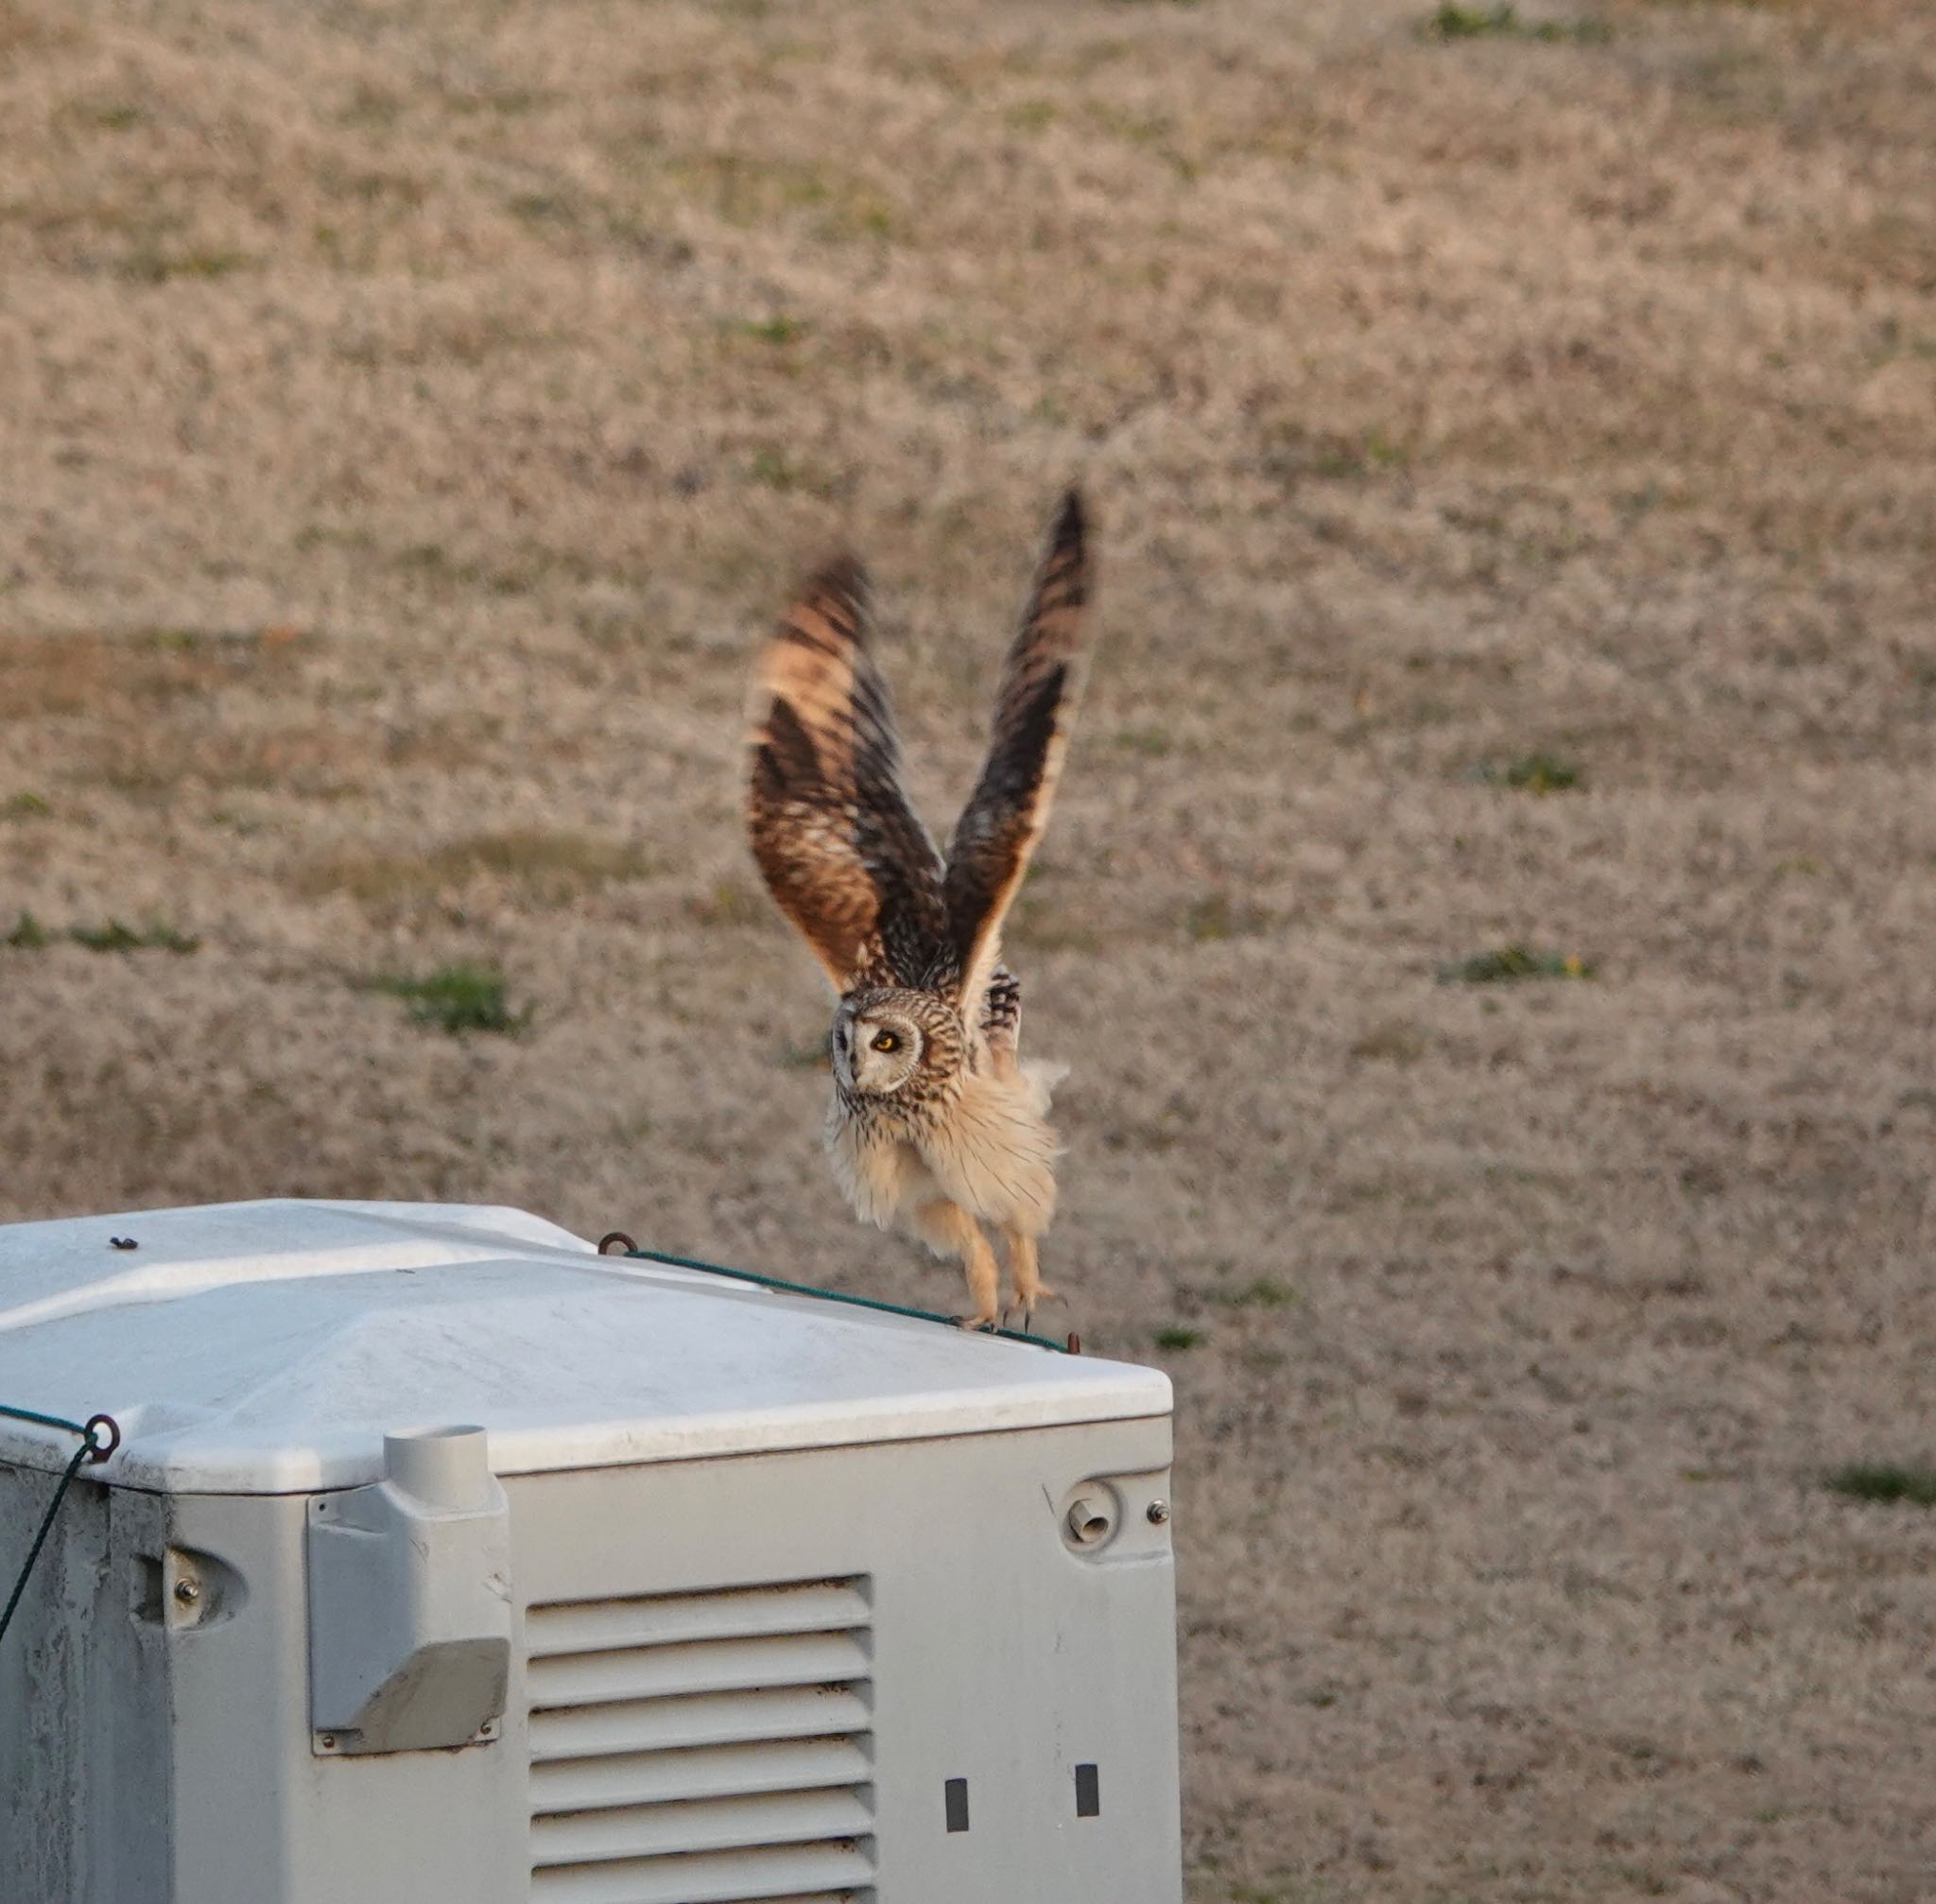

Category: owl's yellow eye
[871, 1030, 900, 1053]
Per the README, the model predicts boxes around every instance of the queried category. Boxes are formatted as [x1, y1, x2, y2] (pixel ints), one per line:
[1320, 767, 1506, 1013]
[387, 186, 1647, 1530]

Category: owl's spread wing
[747, 557, 950, 994]
[942, 489, 1094, 1022]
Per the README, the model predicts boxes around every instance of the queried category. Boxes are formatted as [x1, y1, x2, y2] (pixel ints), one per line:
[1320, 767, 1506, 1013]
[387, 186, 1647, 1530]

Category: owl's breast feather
[825, 1103, 936, 1228]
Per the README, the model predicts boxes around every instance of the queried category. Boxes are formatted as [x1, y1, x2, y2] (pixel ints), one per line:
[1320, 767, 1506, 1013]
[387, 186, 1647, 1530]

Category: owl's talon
[1002, 1284, 1061, 1330]
[954, 1312, 999, 1332]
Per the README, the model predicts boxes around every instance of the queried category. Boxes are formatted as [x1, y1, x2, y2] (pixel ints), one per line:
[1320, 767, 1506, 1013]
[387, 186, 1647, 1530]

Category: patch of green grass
[119, 246, 252, 285]
[1004, 98, 1060, 131]
[1155, 1324, 1205, 1351]
[336, 83, 404, 130]
[1228, 1880, 1332, 1904]
[366, 962, 530, 1036]
[397, 541, 459, 577]
[311, 830, 654, 911]
[1209, 1276, 1299, 1310]
[1360, 427, 1412, 470]
[663, 152, 894, 241]
[690, 878, 771, 928]
[1008, 895, 1102, 955]
[1183, 891, 1268, 943]
[1259, 423, 1413, 485]
[84, 102, 147, 130]
[1824, 1463, 1936, 1509]
[1680, 1160, 1725, 1197]
[1350, 1021, 1426, 1064]
[507, 190, 578, 230]
[4, 914, 201, 953]
[1437, 943, 1594, 984]
[2, 790, 51, 818]
[1473, 752, 1582, 793]
[747, 445, 838, 493]
[749, 447, 790, 489]
[69, 919, 200, 954]
[1422, 4, 1611, 41]
[735, 314, 806, 345]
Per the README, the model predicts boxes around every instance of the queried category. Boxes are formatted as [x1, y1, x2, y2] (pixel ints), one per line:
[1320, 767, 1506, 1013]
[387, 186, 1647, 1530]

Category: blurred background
[2, 0, 1933, 1896]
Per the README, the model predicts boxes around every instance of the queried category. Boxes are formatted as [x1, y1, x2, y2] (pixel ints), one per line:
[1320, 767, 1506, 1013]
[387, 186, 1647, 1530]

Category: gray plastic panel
[5, 1415, 1180, 1904]
[510, 1415, 1181, 1904]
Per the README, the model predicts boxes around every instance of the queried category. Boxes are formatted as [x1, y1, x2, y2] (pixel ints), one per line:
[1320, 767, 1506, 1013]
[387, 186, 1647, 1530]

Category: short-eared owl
[747, 491, 1094, 1329]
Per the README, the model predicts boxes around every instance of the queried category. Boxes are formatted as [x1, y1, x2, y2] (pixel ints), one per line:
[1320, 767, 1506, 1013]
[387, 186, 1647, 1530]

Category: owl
[746, 490, 1094, 1329]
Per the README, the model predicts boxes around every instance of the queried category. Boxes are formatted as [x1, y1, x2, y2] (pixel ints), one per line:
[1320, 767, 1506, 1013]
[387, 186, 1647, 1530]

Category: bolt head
[172, 1578, 199, 1605]
[1147, 1499, 1171, 1526]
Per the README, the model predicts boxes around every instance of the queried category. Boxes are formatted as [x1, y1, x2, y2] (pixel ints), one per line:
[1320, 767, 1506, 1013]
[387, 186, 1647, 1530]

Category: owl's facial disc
[841, 1006, 924, 1096]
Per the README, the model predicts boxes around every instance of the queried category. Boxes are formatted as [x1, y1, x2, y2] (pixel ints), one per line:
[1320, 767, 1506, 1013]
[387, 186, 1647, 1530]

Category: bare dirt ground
[4, 0, 1935, 1895]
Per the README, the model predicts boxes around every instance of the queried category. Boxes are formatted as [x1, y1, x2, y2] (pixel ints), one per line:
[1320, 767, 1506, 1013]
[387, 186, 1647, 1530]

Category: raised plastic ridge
[0, 1199, 1170, 1495]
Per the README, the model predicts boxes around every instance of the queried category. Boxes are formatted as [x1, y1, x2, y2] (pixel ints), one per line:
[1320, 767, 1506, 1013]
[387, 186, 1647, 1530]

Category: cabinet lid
[0, 1199, 1170, 1493]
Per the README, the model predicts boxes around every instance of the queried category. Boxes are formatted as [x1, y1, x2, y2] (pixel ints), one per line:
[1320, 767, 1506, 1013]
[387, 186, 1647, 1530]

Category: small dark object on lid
[110, 1237, 138, 1251]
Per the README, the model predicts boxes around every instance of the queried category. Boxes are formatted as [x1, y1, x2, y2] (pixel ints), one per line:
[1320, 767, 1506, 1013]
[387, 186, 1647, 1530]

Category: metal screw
[319, 1734, 337, 1751]
[172, 1578, 200, 1606]
[1147, 1500, 1171, 1526]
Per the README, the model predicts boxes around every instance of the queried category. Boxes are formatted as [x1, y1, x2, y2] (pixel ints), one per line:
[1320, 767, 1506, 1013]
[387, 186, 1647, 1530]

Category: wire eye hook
[83, 1414, 120, 1463]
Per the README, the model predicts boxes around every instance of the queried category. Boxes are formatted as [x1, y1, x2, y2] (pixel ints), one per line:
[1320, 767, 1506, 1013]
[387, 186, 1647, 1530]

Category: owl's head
[832, 989, 958, 1099]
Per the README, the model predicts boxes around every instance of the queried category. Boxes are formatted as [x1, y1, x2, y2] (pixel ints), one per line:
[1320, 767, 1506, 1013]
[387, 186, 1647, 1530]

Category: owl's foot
[954, 1308, 1000, 1332]
[996, 1224, 1060, 1329]
[1002, 1284, 1063, 1330]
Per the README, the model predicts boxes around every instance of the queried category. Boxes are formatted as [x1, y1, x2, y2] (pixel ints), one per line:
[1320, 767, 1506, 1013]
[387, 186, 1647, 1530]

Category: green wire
[0, 1405, 117, 1655]
[619, 1244, 1072, 1354]
[0, 1402, 91, 1440]
[0, 1440, 92, 1649]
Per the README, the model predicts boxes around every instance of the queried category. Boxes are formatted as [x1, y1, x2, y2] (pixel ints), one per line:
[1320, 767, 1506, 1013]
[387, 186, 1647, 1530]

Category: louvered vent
[527, 1576, 875, 1904]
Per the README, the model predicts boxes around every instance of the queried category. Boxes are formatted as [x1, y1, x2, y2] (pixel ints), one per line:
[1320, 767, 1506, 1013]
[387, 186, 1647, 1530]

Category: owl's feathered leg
[998, 1223, 1059, 1329]
[910, 1198, 1001, 1330]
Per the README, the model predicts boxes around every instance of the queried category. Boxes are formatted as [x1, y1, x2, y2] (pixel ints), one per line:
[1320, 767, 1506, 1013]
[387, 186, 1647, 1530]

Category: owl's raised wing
[747, 557, 951, 994]
[942, 489, 1094, 1023]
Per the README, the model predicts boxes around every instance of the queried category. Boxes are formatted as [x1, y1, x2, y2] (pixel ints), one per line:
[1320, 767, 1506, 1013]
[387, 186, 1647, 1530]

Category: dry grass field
[4, 0, 1936, 1895]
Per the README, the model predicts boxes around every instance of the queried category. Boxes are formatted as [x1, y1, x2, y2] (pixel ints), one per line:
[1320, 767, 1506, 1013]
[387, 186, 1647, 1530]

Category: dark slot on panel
[944, 1776, 970, 1833]
[1075, 1762, 1100, 1818]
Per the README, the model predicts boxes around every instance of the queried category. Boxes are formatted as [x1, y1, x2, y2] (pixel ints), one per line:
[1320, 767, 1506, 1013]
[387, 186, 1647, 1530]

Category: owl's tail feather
[1020, 1058, 1068, 1116]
